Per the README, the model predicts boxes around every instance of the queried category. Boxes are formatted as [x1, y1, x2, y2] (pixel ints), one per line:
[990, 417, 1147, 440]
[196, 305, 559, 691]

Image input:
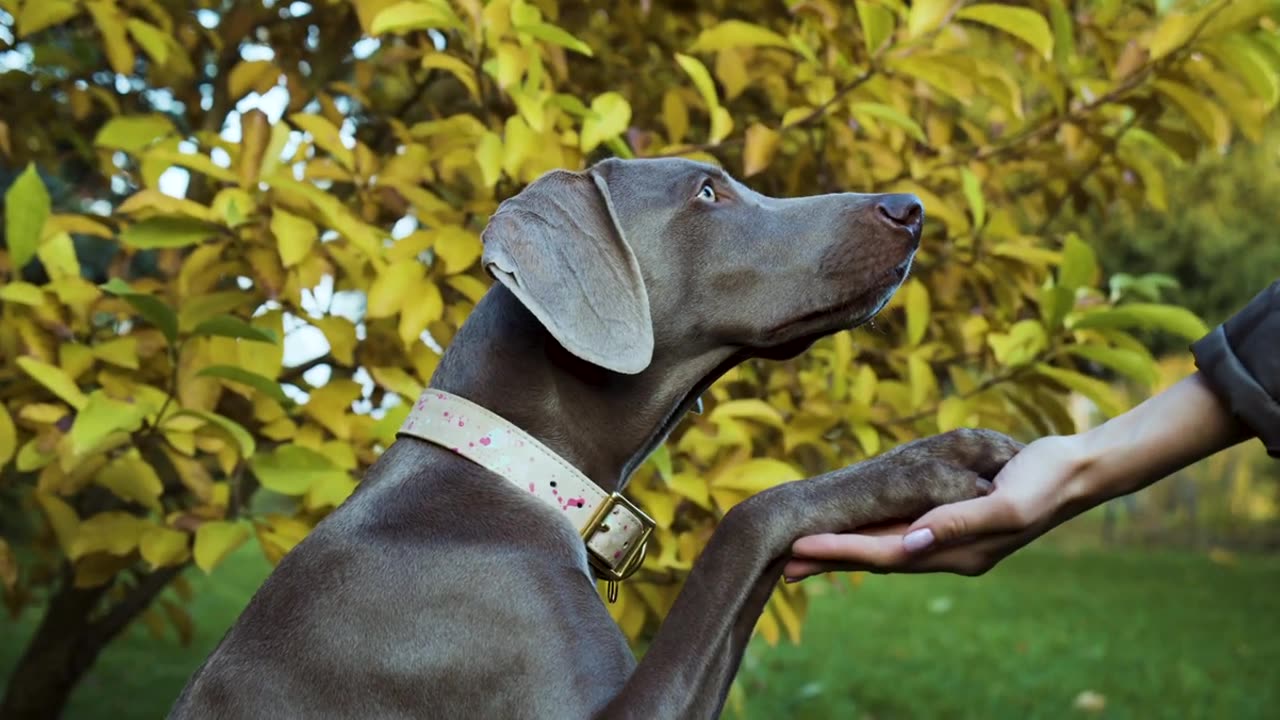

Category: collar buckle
[581, 492, 654, 587]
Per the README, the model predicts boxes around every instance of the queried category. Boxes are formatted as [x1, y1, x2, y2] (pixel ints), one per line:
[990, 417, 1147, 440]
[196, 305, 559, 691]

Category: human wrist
[1072, 373, 1247, 502]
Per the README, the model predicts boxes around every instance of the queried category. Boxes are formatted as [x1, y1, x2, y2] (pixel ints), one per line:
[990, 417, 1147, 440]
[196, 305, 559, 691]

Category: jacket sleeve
[1190, 280, 1280, 457]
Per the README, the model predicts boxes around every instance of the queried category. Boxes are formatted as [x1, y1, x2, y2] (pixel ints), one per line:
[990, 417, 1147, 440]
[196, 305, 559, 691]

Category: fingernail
[784, 575, 801, 584]
[903, 528, 935, 553]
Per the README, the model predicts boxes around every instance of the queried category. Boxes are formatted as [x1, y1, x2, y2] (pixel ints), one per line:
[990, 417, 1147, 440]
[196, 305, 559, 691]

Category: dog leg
[591, 429, 1021, 719]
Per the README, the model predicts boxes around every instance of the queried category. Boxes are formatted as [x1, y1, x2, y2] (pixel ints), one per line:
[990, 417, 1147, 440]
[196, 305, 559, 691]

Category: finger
[790, 532, 912, 567]
[783, 558, 872, 581]
[901, 493, 1025, 553]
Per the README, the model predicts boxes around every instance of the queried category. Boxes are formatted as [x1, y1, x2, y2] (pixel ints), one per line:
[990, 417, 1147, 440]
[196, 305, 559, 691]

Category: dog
[169, 157, 1020, 719]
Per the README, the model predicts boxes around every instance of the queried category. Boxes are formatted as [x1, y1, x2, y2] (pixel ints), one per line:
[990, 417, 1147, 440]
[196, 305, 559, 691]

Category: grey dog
[170, 157, 1020, 719]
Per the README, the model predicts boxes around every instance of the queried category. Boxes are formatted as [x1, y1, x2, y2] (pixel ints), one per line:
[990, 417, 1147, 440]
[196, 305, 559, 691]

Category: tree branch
[87, 564, 186, 648]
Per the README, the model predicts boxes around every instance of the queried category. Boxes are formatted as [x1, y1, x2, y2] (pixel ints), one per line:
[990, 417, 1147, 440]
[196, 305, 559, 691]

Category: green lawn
[2, 545, 1277, 719]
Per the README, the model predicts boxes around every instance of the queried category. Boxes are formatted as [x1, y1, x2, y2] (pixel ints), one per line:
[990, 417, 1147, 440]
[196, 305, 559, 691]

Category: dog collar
[397, 389, 654, 601]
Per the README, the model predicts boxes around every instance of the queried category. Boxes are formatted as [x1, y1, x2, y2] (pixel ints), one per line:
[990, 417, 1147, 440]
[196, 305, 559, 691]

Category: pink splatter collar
[397, 389, 654, 600]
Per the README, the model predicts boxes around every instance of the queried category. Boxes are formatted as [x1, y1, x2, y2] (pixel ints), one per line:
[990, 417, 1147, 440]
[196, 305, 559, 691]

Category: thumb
[902, 493, 1021, 554]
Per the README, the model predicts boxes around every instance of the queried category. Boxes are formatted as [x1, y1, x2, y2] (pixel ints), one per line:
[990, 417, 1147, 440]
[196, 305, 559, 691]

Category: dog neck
[426, 286, 733, 494]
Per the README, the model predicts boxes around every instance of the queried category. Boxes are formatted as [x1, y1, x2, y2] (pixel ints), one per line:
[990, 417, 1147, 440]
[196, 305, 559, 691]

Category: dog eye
[696, 182, 717, 202]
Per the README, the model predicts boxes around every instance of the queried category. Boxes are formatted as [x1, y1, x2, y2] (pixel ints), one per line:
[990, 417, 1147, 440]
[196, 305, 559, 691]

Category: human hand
[783, 434, 1095, 579]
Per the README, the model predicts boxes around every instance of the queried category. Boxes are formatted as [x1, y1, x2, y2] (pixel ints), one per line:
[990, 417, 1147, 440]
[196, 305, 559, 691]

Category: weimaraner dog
[170, 157, 1020, 719]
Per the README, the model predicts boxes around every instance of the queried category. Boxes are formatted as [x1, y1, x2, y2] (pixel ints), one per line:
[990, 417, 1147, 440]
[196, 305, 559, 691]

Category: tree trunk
[1, 564, 183, 719]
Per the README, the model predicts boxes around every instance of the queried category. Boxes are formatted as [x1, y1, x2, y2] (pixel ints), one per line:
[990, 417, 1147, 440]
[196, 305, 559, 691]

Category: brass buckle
[581, 492, 654, 603]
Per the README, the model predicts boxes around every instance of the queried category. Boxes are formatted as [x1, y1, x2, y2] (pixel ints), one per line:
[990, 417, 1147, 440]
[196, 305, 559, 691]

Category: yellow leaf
[513, 21, 594, 57]
[960, 167, 985, 229]
[904, 279, 930, 347]
[689, 19, 793, 53]
[399, 281, 445, 347]
[35, 492, 79, 555]
[742, 123, 780, 178]
[936, 396, 972, 432]
[662, 90, 690, 145]
[15, 0, 80, 36]
[251, 444, 349, 496]
[710, 106, 734, 144]
[116, 188, 215, 222]
[85, 0, 134, 75]
[422, 52, 480, 100]
[713, 458, 802, 493]
[70, 511, 145, 559]
[193, 521, 250, 574]
[125, 19, 170, 65]
[445, 274, 491, 304]
[1147, 11, 1199, 60]
[850, 102, 927, 144]
[580, 92, 633, 153]
[502, 113, 536, 177]
[908, 353, 937, 409]
[755, 604, 780, 645]
[667, 472, 712, 510]
[37, 231, 80, 281]
[16, 356, 87, 410]
[95, 455, 164, 513]
[314, 316, 358, 365]
[674, 53, 720, 111]
[708, 399, 785, 429]
[0, 281, 46, 306]
[140, 525, 191, 569]
[367, 259, 426, 319]
[1153, 80, 1231, 150]
[889, 56, 975, 105]
[956, 4, 1054, 60]
[228, 60, 281, 100]
[1034, 364, 1126, 418]
[67, 390, 148, 457]
[0, 404, 15, 467]
[4, 163, 50, 268]
[271, 209, 318, 268]
[434, 226, 483, 275]
[369, 367, 425, 400]
[476, 131, 504, 188]
[852, 422, 880, 456]
[290, 114, 355, 170]
[370, 0, 464, 34]
[907, 0, 954, 39]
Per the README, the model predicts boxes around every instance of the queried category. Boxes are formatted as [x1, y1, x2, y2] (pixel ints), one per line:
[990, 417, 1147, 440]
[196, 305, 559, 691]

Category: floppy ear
[480, 168, 655, 375]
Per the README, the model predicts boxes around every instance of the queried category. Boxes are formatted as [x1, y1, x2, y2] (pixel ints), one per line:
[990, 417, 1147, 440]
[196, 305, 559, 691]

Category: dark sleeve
[1190, 281, 1280, 457]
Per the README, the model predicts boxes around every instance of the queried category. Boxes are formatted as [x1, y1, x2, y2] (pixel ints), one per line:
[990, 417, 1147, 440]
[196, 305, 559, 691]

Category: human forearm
[1073, 372, 1251, 503]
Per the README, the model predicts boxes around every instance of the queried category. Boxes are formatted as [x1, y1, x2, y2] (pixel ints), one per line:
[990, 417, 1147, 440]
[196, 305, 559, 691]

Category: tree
[1, 0, 1277, 716]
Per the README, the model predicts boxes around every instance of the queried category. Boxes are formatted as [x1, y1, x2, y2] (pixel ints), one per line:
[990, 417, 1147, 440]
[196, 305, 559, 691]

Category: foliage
[1, 0, 1278, 711]
[1072, 118, 1280, 338]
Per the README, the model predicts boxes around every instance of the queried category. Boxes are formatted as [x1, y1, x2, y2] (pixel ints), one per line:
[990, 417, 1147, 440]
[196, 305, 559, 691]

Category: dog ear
[481, 168, 655, 375]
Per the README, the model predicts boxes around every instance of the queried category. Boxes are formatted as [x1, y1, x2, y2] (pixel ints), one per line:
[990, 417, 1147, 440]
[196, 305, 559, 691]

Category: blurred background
[1, 0, 1278, 718]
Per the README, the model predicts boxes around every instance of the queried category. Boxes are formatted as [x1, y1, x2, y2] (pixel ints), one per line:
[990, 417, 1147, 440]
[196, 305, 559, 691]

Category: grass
[2, 544, 1278, 719]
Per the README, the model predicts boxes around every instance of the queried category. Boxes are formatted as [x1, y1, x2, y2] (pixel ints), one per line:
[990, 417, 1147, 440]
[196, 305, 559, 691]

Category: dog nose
[875, 194, 924, 237]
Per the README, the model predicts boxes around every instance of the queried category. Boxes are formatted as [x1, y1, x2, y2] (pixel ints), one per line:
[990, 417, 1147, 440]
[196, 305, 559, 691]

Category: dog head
[480, 157, 923, 375]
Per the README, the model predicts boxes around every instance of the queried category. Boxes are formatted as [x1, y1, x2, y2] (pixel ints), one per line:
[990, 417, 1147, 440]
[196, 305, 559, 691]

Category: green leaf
[513, 22, 594, 56]
[647, 444, 674, 481]
[95, 456, 164, 513]
[956, 4, 1054, 60]
[193, 521, 250, 574]
[1046, 0, 1076, 65]
[94, 114, 176, 153]
[850, 102, 926, 144]
[689, 19, 792, 53]
[1062, 345, 1158, 387]
[197, 365, 290, 405]
[191, 315, 278, 344]
[4, 163, 51, 269]
[119, 217, 221, 249]
[1068, 303, 1210, 342]
[250, 444, 349, 496]
[101, 278, 179, 344]
[960, 168, 985, 230]
[1153, 80, 1231, 150]
[1058, 233, 1098, 293]
[1034, 364, 1126, 418]
[856, 0, 895, 55]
